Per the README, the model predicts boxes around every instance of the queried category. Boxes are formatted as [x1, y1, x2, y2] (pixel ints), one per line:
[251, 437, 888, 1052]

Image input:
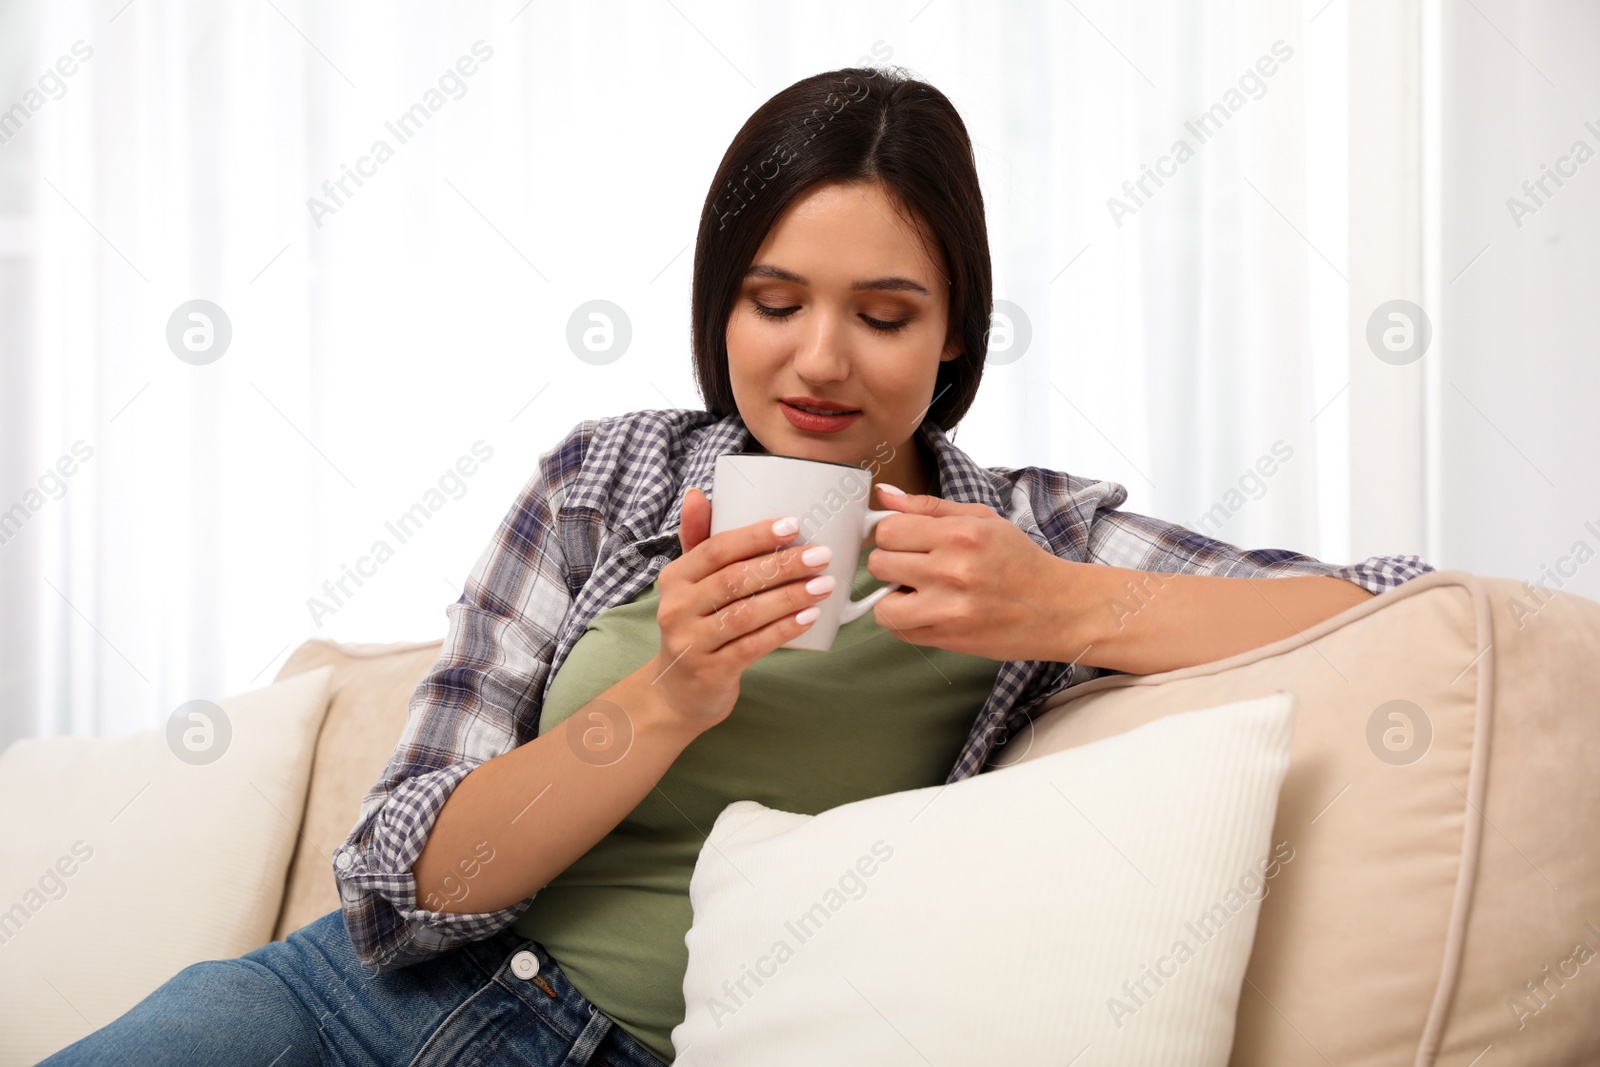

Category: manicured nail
[801, 544, 832, 567]
[796, 606, 821, 625]
[877, 483, 906, 496]
[772, 516, 799, 536]
[805, 574, 836, 596]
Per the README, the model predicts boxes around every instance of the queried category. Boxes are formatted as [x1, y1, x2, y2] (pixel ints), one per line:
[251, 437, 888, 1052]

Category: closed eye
[751, 302, 910, 334]
[750, 302, 798, 321]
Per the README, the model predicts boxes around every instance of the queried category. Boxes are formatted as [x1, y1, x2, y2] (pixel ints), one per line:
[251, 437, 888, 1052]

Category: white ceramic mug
[709, 453, 904, 652]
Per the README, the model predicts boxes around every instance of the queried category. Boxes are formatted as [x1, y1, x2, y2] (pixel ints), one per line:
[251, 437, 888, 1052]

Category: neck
[879, 431, 938, 498]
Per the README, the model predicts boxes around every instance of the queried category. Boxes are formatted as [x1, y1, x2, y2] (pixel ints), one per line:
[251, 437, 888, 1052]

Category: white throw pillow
[673, 691, 1296, 1067]
[0, 665, 334, 1066]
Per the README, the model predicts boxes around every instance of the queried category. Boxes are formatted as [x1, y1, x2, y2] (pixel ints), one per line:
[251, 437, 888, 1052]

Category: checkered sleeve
[330, 422, 590, 973]
[1084, 499, 1435, 594]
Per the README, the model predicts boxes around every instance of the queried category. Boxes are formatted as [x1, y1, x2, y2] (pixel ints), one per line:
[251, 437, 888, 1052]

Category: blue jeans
[38, 909, 670, 1067]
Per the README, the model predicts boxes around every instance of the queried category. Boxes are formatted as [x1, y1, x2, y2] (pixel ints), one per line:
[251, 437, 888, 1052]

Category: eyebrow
[744, 263, 931, 296]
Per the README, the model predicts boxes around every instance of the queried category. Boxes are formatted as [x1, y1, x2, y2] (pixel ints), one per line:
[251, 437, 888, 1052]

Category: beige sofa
[268, 571, 1600, 1066]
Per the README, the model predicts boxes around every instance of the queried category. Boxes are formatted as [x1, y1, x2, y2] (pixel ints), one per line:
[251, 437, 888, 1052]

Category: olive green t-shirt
[511, 546, 1005, 1064]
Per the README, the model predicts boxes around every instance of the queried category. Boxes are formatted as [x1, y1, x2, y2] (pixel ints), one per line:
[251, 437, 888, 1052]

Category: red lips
[780, 395, 861, 414]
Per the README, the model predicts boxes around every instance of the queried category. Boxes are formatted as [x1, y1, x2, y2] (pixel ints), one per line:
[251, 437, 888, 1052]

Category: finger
[866, 545, 938, 589]
[701, 538, 830, 619]
[869, 586, 933, 636]
[875, 511, 1005, 553]
[875, 485, 996, 519]
[674, 506, 801, 585]
[716, 598, 826, 661]
[875, 615, 939, 646]
[704, 567, 830, 653]
[869, 513, 941, 552]
[677, 487, 712, 555]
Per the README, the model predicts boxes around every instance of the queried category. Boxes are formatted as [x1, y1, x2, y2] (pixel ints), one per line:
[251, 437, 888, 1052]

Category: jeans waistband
[463, 925, 668, 1067]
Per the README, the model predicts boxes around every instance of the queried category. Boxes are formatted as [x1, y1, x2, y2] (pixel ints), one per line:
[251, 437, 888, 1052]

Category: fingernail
[772, 516, 799, 536]
[877, 483, 906, 497]
[801, 544, 832, 567]
[805, 574, 836, 596]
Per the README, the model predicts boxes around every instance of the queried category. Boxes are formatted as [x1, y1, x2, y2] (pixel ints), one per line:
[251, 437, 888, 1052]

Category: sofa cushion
[270, 638, 443, 940]
[0, 666, 334, 1067]
[674, 693, 1298, 1066]
[997, 571, 1600, 1066]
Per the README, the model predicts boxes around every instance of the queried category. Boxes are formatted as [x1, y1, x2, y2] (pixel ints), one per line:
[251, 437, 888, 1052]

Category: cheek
[726, 306, 759, 348]
[724, 314, 773, 402]
[726, 313, 784, 371]
[724, 311, 753, 357]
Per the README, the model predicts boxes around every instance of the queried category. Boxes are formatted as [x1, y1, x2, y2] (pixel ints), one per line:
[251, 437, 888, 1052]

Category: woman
[44, 66, 1431, 1067]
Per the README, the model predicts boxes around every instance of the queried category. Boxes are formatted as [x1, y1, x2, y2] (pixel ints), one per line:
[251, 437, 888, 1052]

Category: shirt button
[334, 851, 352, 871]
[510, 950, 540, 980]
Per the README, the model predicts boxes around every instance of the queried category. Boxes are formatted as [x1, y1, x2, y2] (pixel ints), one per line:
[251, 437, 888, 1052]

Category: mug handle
[837, 509, 905, 624]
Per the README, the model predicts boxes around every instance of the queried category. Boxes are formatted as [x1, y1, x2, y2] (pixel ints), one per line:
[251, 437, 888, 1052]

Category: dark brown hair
[690, 66, 992, 432]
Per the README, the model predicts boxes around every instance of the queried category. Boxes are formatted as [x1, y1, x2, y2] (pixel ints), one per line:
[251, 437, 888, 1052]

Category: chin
[792, 435, 876, 469]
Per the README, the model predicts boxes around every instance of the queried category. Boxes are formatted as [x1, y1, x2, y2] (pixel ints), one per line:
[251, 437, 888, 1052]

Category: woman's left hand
[866, 484, 1076, 663]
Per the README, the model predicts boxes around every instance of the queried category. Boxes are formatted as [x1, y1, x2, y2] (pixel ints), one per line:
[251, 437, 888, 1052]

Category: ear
[939, 331, 962, 363]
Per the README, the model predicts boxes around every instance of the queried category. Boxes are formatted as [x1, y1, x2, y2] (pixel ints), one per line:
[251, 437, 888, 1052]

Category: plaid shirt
[332, 407, 1433, 971]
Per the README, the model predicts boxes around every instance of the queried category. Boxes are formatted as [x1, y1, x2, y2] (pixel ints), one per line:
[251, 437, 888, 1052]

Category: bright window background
[0, 0, 1593, 745]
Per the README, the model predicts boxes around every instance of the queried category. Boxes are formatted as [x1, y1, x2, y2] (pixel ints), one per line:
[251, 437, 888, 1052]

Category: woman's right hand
[642, 486, 837, 733]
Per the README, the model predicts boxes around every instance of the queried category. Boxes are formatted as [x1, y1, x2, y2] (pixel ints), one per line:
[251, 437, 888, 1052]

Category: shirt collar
[619, 410, 1014, 561]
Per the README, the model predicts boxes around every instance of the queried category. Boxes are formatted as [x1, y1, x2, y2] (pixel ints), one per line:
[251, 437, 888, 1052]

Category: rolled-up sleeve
[1073, 479, 1435, 594]
[1007, 471, 1437, 713]
[331, 424, 588, 973]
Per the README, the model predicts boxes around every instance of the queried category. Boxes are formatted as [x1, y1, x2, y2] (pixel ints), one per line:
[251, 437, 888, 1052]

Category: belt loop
[556, 1003, 614, 1067]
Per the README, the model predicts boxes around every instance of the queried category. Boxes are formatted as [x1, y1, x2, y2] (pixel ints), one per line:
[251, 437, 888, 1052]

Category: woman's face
[725, 179, 960, 497]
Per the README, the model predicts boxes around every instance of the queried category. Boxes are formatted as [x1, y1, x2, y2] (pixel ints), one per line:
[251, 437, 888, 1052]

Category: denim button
[509, 949, 540, 980]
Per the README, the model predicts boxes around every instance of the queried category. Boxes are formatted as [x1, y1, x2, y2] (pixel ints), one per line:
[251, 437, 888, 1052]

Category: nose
[790, 306, 851, 384]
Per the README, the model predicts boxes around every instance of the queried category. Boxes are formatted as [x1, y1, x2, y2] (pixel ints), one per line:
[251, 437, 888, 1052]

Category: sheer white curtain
[2, 0, 1350, 745]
